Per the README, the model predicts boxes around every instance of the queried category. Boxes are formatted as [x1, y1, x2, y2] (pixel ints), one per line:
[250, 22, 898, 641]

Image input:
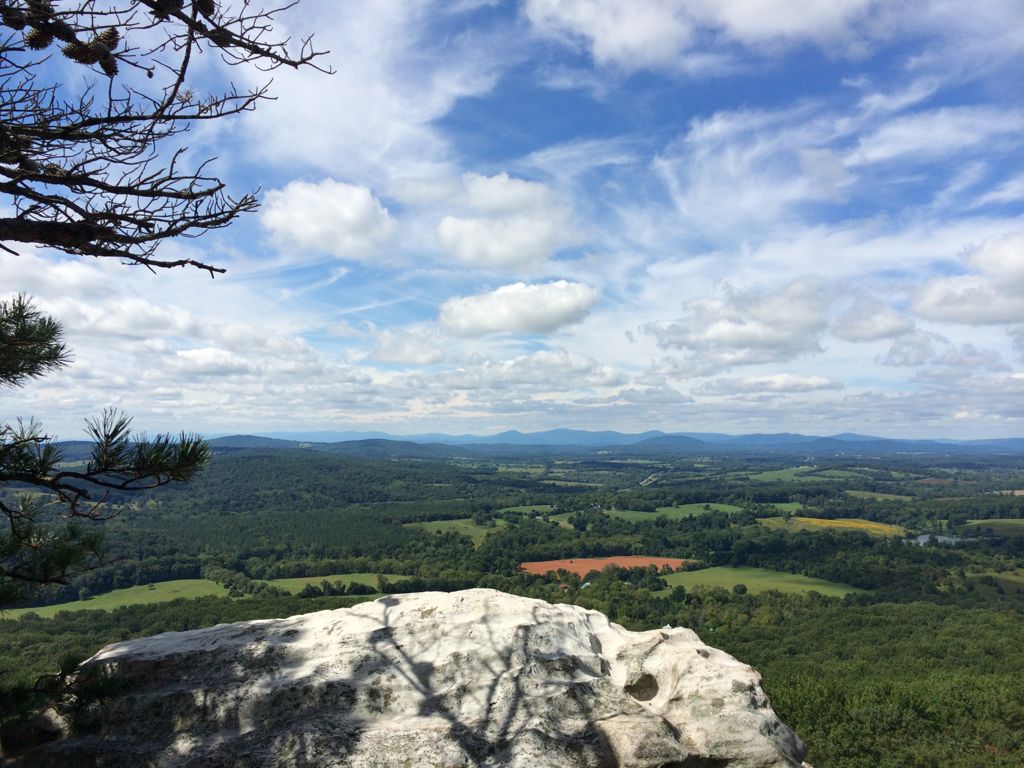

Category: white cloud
[880, 331, 1007, 371]
[523, 0, 874, 72]
[238, 1, 510, 185]
[654, 108, 854, 238]
[432, 347, 625, 390]
[437, 173, 572, 269]
[524, 0, 695, 71]
[970, 172, 1024, 208]
[439, 280, 598, 336]
[261, 180, 395, 261]
[967, 231, 1024, 289]
[370, 328, 445, 365]
[913, 233, 1024, 325]
[697, 374, 844, 395]
[689, 0, 875, 43]
[880, 331, 945, 367]
[933, 344, 1007, 371]
[174, 348, 257, 377]
[42, 298, 202, 341]
[832, 297, 914, 341]
[849, 106, 1024, 165]
[642, 279, 829, 374]
[617, 386, 693, 405]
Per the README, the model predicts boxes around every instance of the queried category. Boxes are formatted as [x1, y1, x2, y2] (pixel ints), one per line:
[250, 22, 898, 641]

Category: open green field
[403, 517, 507, 544]
[814, 469, 868, 480]
[771, 502, 805, 512]
[551, 504, 742, 526]
[3, 579, 229, 619]
[644, 502, 742, 519]
[498, 504, 554, 514]
[264, 573, 409, 594]
[748, 466, 813, 482]
[960, 519, 1024, 537]
[846, 490, 913, 501]
[759, 516, 905, 537]
[548, 512, 578, 529]
[748, 467, 872, 483]
[496, 465, 546, 475]
[658, 566, 866, 597]
[969, 568, 1024, 593]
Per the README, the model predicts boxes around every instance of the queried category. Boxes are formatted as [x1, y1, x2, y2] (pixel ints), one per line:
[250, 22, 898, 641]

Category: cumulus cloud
[173, 348, 257, 377]
[913, 276, 1024, 325]
[881, 331, 1006, 371]
[880, 331, 939, 367]
[967, 231, 1024, 288]
[432, 348, 625, 390]
[43, 298, 202, 341]
[370, 328, 445, 365]
[437, 173, 572, 269]
[523, 0, 874, 71]
[439, 280, 598, 336]
[913, 232, 1024, 324]
[832, 297, 914, 341]
[524, 0, 695, 71]
[642, 279, 829, 375]
[697, 374, 844, 395]
[262, 180, 395, 261]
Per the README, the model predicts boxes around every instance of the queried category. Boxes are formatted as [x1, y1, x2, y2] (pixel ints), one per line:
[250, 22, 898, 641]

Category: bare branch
[0, 0, 331, 274]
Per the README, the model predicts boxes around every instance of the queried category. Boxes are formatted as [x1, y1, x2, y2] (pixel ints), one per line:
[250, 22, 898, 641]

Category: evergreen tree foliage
[0, 297, 208, 607]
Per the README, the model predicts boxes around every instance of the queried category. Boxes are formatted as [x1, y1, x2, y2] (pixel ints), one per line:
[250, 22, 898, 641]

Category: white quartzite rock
[9, 589, 812, 767]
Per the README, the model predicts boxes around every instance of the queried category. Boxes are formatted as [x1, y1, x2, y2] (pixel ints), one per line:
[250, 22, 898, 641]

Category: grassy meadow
[403, 517, 507, 544]
[759, 516, 905, 537]
[960, 519, 1024, 536]
[3, 579, 229, 619]
[659, 566, 866, 597]
[846, 489, 913, 501]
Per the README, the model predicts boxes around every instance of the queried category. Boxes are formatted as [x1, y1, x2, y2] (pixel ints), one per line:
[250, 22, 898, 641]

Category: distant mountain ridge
[204, 429, 1024, 456]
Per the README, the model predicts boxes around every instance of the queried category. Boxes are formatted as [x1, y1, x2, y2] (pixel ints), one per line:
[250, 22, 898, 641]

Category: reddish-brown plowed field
[519, 556, 692, 578]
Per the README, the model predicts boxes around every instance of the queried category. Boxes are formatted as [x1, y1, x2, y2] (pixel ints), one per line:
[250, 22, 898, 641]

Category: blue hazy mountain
[202, 429, 1024, 455]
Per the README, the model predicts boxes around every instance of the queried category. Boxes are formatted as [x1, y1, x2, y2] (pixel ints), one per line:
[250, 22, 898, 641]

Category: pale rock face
[9, 589, 812, 767]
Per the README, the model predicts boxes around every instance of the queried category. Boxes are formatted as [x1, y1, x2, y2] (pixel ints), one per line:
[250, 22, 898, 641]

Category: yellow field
[759, 516, 905, 537]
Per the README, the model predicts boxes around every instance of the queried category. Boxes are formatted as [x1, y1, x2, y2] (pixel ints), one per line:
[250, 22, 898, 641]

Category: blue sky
[4, 0, 1024, 438]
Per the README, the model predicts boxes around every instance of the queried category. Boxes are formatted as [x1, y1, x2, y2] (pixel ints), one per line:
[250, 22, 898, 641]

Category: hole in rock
[625, 672, 659, 701]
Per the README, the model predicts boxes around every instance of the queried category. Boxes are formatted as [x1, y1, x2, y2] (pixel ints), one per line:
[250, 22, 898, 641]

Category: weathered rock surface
[8, 589, 811, 767]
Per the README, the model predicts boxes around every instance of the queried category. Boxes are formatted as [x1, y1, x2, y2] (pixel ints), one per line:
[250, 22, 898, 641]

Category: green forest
[2, 446, 1023, 767]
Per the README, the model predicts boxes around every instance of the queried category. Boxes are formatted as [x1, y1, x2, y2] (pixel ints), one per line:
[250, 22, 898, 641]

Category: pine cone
[193, 0, 215, 18]
[25, 27, 53, 50]
[150, 0, 184, 20]
[43, 163, 68, 178]
[25, 0, 53, 24]
[49, 18, 74, 43]
[96, 26, 119, 49]
[63, 39, 105, 65]
[1, 6, 27, 30]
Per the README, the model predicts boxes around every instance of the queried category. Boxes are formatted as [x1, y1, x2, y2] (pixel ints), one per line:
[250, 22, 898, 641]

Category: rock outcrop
[8, 589, 811, 767]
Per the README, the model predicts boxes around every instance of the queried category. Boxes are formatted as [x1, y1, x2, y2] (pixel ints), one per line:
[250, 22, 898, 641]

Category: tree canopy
[0, 296, 209, 606]
[1, 1, 327, 605]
